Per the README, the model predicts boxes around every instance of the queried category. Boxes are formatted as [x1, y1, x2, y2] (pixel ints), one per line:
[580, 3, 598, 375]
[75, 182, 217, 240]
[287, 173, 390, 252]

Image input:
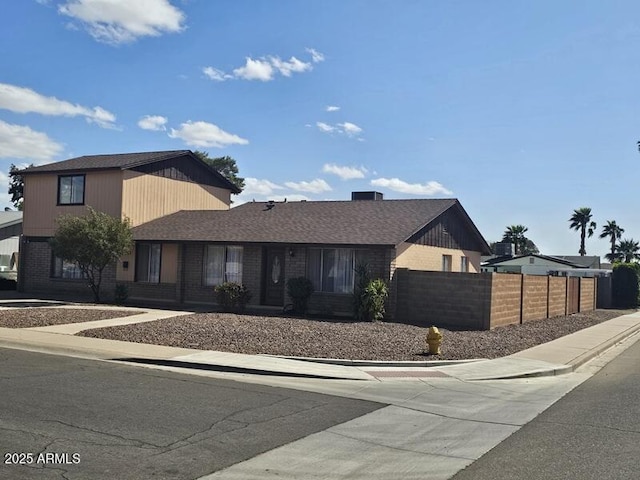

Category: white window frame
[203, 245, 243, 286]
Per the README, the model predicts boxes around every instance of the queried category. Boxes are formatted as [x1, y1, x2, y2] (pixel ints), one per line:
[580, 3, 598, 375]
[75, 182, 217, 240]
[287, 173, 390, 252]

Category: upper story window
[58, 174, 85, 205]
[442, 254, 452, 272]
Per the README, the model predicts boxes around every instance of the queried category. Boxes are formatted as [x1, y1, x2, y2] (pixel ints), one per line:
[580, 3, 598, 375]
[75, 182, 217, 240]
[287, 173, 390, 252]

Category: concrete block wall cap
[262, 354, 486, 367]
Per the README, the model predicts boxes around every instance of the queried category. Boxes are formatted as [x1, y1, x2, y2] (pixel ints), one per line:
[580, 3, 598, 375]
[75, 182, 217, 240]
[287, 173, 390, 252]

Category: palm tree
[616, 238, 640, 263]
[502, 225, 528, 255]
[600, 220, 624, 262]
[569, 207, 596, 256]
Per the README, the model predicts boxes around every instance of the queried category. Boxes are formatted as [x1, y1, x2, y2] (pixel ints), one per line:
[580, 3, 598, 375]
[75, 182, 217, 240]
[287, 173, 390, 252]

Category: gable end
[407, 205, 487, 252]
[130, 154, 234, 191]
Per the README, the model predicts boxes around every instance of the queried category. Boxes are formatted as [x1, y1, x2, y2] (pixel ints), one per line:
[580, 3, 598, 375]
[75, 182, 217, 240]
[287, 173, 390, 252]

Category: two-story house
[19, 150, 491, 318]
[18, 150, 239, 299]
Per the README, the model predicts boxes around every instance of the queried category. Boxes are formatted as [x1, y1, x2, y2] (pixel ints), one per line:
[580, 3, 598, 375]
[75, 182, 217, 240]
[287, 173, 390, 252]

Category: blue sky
[1, 0, 639, 257]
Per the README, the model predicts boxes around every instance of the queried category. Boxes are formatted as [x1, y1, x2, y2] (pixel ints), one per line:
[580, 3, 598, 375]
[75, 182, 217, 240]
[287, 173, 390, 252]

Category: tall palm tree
[569, 207, 596, 256]
[502, 225, 528, 255]
[600, 220, 624, 262]
[616, 238, 640, 263]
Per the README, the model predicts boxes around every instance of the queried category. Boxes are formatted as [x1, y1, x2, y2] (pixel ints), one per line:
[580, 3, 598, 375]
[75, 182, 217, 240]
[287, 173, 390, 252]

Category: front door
[263, 247, 285, 306]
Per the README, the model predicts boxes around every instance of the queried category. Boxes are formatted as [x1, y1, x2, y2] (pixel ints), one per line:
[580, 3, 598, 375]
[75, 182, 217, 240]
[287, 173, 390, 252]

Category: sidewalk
[0, 301, 638, 381]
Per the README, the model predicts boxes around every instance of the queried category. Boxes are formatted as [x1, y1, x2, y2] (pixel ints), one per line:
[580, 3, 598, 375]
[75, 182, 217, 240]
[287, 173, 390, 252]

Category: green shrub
[114, 283, 129, 305]
[214, 282, 252, 312]
[612, 263, 640, 308]
[286, 277, 314, 314]
[362, 278, 389, 322]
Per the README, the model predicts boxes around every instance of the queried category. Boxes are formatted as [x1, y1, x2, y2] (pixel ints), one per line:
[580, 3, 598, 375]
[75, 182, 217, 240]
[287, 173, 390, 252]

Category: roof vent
[351, 191, 384, 201]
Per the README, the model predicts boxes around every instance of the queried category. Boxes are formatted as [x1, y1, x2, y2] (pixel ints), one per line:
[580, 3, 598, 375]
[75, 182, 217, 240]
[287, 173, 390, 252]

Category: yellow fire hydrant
[426, 326, 443, 355]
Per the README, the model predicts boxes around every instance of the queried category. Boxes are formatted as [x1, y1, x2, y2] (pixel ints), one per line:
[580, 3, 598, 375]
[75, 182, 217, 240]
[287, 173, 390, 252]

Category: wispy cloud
[326, 105, 340, 112]
[0, 120, 63, 161]
[306, 48, 325, 63]
[0, 82, 116, 129]
[315, 120, 363, 139]
[168, 120, 248, 148]
[370, 178, 453, 196]
[203, 49, 323, 82]
[138, 115, 167, 131]
[58, 0, 186, 45]
[322, 163, 367, 180]
[284, 179, 332, 193]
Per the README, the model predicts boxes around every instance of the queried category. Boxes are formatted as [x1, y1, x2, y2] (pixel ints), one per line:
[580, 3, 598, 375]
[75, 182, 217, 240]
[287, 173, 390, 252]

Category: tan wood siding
[23, 171, 123, 237]
[395, 243, 481, 273]
[122, 171, 230, 227]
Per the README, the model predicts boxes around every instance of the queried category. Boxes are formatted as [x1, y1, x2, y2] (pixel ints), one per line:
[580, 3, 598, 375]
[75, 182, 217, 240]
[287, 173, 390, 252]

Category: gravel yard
[0, 308, 139, 329]
[78, 308, 634, 361]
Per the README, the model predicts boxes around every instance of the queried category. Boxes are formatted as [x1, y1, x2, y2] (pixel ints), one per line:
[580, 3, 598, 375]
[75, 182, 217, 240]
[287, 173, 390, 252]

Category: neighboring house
[18, 150, 239, 295]
[0, 211, 23, 280]
[481, 253, 590, 275]
[18, 150, 491, 317]
[551, 255, 601, 269]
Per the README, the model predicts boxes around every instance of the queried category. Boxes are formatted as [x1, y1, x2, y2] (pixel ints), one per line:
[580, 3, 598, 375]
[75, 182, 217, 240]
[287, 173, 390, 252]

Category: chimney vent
[351, 191, 384, 201]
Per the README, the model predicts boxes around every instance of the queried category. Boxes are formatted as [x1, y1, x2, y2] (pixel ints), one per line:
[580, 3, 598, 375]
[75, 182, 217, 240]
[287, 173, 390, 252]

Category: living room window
[308, 248, 355, 293]
[135, 243, 161, 283]
[57, 174, 85, 205]
[51, 256, 84, 279]
[203, 245, 243, 286]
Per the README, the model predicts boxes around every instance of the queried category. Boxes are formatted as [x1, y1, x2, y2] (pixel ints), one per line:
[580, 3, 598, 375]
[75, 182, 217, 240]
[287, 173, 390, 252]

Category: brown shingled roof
[21, 150, 192, 173]
[132, 198, 490, 251]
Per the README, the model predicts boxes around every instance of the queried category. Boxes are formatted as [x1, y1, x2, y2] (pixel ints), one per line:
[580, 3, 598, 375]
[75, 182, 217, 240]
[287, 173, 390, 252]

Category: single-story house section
[125, 194, 491, 316]
[481, 253, 595, 276]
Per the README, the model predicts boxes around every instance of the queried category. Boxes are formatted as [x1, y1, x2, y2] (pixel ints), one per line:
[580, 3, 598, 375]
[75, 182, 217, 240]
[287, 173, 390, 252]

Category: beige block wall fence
[394, 269, 597, 330]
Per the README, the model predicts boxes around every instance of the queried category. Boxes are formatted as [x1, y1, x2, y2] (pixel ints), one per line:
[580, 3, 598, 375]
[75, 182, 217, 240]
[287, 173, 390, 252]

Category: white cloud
[269, 56, 312, 77]
[306, 48, 325, 63]
[0, 82, 116, 128]
[326, 105, 340, 112]
[316, 122, 335, 133]
[168, 120, 248, 148]
[370, 178, 453, 196]
[58, 0, 185, 45]
[315, 121, 363, 138]
[138, 115, 167, 131]
[233, 57, 275, 81]
[243, 178, 284, 196]
[338, 122, 362, 137]
[322, 163, 367, 180]
[0, 120, 64, 161]
[204, 48, 323, 83]
[202, 66, 232, 82]
[284, 179, 332, 193]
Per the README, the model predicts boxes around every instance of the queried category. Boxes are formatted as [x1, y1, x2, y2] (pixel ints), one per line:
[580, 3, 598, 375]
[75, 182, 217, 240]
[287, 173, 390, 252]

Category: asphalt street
[0, 348, 383, 480]
[450, 334, 640, 480]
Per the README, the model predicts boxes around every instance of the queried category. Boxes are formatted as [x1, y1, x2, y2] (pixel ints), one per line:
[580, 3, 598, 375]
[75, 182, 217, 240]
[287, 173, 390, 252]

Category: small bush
[114, 284, 129, 305]
[353, 262, 372, 321]
[612, 263, 640, 308]
[286, 277, 314, 314]
[214, 282, 252, 312]
[362, 278, 389, 322]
